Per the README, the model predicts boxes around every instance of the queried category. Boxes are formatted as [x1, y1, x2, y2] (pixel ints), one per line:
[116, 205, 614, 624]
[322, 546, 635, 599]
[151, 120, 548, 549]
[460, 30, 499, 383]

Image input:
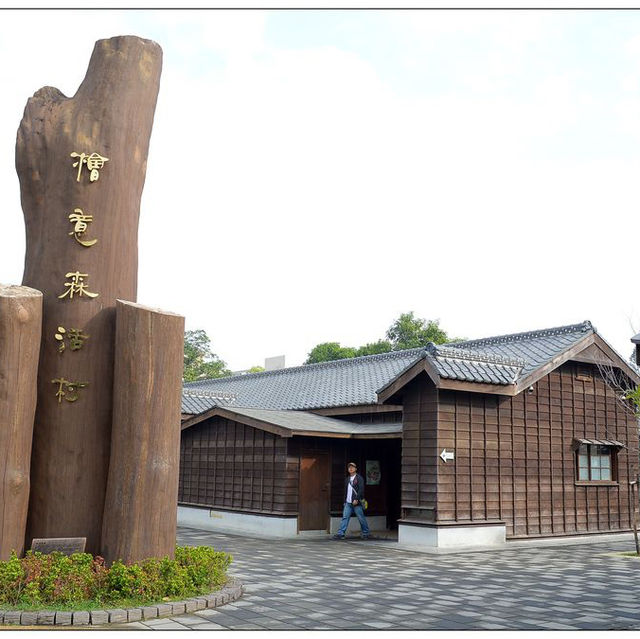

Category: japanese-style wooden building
[179, 321, 640, 548]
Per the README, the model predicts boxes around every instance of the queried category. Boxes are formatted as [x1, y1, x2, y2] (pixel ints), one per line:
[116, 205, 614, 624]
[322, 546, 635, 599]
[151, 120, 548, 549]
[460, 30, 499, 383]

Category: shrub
[0, 546, 231, 610]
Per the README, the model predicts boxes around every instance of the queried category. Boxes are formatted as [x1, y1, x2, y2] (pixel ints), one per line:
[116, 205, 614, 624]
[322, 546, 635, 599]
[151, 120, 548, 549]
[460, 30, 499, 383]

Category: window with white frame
[576, 443, 615, 481]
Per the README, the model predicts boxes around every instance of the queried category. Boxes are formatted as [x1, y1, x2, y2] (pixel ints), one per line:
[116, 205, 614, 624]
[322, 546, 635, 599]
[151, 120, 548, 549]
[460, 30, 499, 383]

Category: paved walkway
[121, 527, 640, 630]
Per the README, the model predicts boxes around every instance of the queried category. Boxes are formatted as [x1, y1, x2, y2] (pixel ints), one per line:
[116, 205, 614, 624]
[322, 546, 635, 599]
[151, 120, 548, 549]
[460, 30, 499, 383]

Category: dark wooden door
[299, 452, 329, 531]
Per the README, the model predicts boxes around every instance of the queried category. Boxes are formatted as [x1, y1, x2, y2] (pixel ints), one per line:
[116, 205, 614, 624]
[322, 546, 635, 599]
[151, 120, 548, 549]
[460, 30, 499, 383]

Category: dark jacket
[344, 473, 365, 504]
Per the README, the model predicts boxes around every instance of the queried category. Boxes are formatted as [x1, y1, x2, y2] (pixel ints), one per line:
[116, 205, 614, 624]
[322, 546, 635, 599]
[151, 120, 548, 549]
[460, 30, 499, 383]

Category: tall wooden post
[16, 37, 163, 553]
[0, 284, 42, 560]
[101, 301, 184, 564]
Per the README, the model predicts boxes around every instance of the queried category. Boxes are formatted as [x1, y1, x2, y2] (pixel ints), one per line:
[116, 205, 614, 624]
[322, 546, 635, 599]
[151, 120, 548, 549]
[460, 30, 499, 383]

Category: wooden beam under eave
[311, 404, 402, 416]
[437, 378, 517, 395]
[291, 430, 352, 439]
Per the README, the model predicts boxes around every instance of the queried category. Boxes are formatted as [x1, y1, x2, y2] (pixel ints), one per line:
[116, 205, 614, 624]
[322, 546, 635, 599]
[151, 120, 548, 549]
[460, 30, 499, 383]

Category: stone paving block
[194, 597, 208, 609]
[203, 594, 217, 607]
[156, 603, 173, 617]
[127, 608, 142, 622]
[3, 611, 20, 625]
[107, 609, 127, 624]
[36, 610, 55, 625]
[90, 610, 108, 625]
[185, 600, 198, 612]
[144, 620, 190, 630]
[124, 621, 148, 629]
[72, 611, 90, 625]
[20, 611, 37, 625]
[194, 608, 221, 618]
[55, 611, 72, 626]
[141, 606, 159, 620]
[171, 602, 187, 615]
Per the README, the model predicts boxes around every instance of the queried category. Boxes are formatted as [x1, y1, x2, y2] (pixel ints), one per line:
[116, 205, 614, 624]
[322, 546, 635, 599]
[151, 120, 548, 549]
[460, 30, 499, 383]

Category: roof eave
[181, 406, 292, 438]
[376, 353, 440, 404]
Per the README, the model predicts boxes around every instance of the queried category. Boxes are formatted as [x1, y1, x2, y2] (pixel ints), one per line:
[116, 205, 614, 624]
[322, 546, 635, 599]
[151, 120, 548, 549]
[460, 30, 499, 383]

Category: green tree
[304, 313, 461, 365]
[305, 342, 357, 365]
[183, 329, 231, 382]
[386, 312, 456, 350]
[626, 386, 640, 416]
[248, 365, 265, 374]
[355, 340, 393, 357]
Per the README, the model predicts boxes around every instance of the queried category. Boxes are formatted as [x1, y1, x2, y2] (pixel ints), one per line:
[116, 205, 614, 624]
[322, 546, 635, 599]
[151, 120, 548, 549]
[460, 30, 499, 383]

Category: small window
[576, 444, 614, 482]
[576, 364, 593, 381]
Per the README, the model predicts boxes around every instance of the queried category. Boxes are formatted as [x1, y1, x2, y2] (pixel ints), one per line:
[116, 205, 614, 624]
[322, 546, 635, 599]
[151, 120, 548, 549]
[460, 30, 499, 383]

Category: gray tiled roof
[183, 348, 423, 413]
[182, 321, 596, 414]
[215, 407, 401, 437]
[452, 321, 594, 380]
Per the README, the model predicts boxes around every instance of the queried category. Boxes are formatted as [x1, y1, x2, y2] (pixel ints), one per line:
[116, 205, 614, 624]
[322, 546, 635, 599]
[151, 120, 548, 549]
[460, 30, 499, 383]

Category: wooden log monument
[0, 285, 42, 560]
[101, 301, 184, 564]
[14, 36, 182, 560]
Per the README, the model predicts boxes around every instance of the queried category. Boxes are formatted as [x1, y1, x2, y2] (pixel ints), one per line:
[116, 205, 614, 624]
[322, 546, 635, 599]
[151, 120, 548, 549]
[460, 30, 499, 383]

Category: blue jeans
[337, 502, 370, 537]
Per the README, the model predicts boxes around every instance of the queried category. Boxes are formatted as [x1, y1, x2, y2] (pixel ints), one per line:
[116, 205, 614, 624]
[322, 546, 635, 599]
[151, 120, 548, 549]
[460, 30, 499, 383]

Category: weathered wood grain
[17, 36, 162, 553]
[0, 284, 42, 559]
[101, 301, 184, 564]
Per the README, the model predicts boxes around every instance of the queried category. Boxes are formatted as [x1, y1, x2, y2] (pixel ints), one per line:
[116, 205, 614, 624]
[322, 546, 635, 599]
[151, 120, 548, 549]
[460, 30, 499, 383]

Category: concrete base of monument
[398, 520, 507, 550]
[178, 505, 299, 537]
[0, 578, 244, 627]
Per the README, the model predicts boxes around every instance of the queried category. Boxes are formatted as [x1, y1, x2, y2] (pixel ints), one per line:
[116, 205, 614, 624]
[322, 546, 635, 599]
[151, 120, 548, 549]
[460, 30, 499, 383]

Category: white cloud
[1, 10, 639, 369]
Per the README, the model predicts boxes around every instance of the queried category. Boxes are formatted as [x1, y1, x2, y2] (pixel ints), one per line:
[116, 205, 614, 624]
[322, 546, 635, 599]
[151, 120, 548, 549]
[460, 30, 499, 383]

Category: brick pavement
[119, 527, 640, 630]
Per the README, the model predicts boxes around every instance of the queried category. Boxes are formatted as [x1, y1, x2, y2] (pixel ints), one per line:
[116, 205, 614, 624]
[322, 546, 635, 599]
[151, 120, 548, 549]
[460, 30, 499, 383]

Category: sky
[1, 8, 639, 371]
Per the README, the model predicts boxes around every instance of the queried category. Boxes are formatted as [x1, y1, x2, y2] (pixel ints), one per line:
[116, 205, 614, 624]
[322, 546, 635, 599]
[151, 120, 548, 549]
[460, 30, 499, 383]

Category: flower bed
[0, 546, 231, 612]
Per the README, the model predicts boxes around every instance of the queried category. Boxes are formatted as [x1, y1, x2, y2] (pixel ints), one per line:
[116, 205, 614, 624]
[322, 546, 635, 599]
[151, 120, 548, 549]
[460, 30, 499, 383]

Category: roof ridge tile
[455, 320, 593, 348]
[435, 344, 526, 368]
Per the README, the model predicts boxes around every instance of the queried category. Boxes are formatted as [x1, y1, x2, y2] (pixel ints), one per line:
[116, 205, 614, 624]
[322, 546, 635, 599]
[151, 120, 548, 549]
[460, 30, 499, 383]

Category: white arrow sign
[440, 449, 455, 463]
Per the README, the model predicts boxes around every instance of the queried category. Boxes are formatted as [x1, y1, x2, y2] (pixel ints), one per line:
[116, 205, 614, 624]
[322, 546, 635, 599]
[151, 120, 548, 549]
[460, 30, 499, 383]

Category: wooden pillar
[16, 37, 162, 553]
[101, 301, 184, 564]
[0, 284, 42, 559]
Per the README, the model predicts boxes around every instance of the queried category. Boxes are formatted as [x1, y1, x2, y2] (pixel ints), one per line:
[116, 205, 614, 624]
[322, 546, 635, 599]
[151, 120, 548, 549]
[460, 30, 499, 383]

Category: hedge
[0, 546, 231, 610]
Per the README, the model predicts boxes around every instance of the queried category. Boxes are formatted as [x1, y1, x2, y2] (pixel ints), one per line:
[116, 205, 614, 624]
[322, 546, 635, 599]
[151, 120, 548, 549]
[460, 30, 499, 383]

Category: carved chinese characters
[68, 208, 97, 247]
[70, 151, 109, 182]
[51, 153, 107, 404]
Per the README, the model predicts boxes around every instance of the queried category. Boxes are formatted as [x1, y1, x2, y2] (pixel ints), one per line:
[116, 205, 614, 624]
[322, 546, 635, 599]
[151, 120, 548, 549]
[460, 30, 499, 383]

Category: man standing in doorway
[333, 462, 370, 540]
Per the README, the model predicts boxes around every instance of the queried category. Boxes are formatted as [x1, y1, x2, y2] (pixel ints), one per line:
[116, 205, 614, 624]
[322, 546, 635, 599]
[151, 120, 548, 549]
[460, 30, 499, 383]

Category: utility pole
[630, 476, 640, 555]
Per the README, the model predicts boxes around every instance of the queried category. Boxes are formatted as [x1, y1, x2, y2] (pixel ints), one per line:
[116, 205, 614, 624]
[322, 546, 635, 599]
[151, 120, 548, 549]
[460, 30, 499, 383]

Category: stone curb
[0, 578, 243, 627]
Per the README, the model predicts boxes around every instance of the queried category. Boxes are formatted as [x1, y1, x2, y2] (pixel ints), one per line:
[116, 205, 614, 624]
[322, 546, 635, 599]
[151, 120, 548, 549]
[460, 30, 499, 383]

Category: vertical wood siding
[178, 418, 298, 515]
[401, 374, 439, 517]
[436, 362, 638, 538]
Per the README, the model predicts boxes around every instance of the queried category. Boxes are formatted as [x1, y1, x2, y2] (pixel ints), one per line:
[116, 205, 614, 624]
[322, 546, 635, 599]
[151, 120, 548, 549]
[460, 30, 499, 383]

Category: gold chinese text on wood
[58, 272, 99, 300]
[54, 326, 89, 353]
[52, 378, 89, 404]
[68, 208, 97, 247]
[70, 152, 109, 182]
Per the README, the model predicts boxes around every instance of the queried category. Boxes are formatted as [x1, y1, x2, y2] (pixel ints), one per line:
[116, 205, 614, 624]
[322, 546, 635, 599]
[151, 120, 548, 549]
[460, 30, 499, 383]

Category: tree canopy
[183, 329, 231, 382]
[304, 312, 462, 365]
[305, 342, 358, 365]
[386, 312, 451, 350]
